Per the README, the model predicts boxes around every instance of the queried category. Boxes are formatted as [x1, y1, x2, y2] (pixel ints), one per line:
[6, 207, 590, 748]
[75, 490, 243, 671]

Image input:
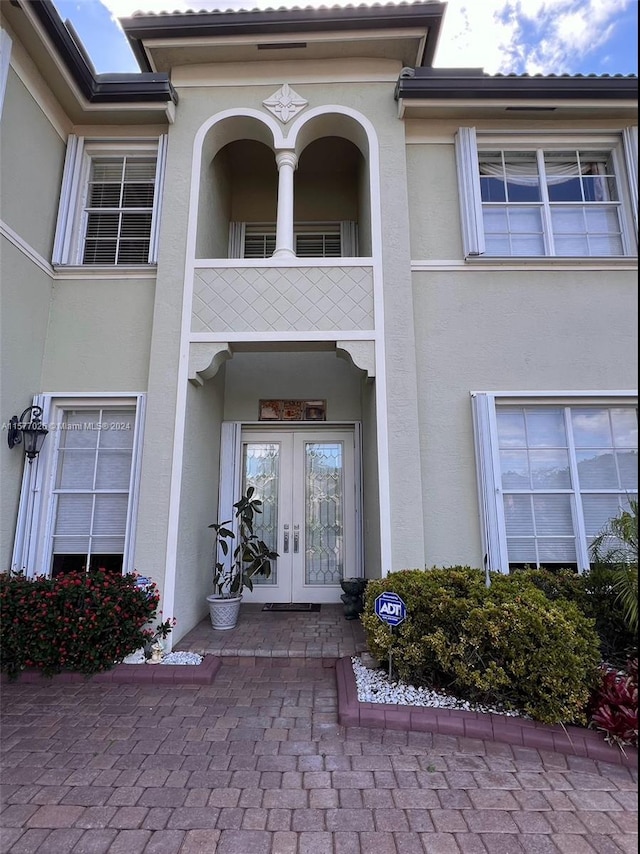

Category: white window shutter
[471, 393, 507, 576]
[228, 222, 246, 259]
[0, 28, 12, 122]
[622, 126, 638, 234]
[52, 135, 85, 264]
[149, 133, 168, 263]
[455, 127, 485, 257]
[218, 422, 242, 524]
[217, 422, 243, 573]
[340, 221, 359, 257]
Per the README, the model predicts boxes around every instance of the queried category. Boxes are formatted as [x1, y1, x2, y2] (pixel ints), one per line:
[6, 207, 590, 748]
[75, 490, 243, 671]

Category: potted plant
[207, 487, 278, 630]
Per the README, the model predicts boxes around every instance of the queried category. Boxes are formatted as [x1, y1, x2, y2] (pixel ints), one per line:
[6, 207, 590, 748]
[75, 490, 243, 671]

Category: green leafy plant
[0, 570, 161, 680]
[361, 567, 601, 725]
[209, 487, 278, 598]
[589, 499, 638, 636]
[509, 566, 636, 667]
[141, 612, 177, 655]
[149, 614, 177, 643]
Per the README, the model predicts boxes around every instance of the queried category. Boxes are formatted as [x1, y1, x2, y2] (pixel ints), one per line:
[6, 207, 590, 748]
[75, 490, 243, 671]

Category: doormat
[262, 603, 321, 612]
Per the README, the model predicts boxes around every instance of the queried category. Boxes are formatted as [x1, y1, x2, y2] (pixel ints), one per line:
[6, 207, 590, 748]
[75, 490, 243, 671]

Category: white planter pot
[206, 594, 242, 630]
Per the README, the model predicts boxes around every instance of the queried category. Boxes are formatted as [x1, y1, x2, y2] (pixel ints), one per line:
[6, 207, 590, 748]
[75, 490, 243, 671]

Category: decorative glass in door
[304, 442, 344, 585]
[240, 430, 356, 603]
[243, 442, 279, 586]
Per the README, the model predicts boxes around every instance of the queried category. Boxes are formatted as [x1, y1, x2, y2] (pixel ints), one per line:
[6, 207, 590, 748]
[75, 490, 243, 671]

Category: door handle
[283, 524, 289, 553]
[293, 524, 299, 553]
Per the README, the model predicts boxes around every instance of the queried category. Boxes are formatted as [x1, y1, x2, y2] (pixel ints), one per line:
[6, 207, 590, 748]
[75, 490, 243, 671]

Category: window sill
[412, 257, 637, 272]
[52, 264, 158, 277]
[465, 255, 637, 269]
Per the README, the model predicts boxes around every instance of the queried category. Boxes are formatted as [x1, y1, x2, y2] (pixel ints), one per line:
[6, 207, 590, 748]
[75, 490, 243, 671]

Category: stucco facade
[1, 1, 637, 646]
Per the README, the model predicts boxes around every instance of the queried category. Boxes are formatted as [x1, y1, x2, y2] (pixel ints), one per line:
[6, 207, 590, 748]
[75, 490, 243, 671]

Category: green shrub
[582, 567, 638, 665]
[0, 570, 160, 680]
[510, 567, 636, 667]
[361, 567, 601, 725]
[362, 567, 490, 689]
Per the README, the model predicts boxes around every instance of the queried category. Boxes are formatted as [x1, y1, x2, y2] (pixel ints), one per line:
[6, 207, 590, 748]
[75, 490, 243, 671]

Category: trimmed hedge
[361, 567, 602, 725]
[0, 570, 160, 680]
[508, 567, 637, 666]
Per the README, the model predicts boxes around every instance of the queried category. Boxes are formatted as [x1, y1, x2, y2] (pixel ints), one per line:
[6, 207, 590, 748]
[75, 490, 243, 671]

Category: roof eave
[27, 0, 177, 105]
[395, 73, 639, 101]
[120, 2, 447, 71]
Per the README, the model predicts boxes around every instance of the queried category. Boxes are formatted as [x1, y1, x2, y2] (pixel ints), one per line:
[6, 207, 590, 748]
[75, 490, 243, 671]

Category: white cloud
[435, 0, 634, 74]
[99, 0, 635, 75]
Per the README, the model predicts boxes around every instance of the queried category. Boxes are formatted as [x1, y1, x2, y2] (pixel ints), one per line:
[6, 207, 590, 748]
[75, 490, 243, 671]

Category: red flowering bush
[0, 570, 161, 680]
[588, 658, 638, 748]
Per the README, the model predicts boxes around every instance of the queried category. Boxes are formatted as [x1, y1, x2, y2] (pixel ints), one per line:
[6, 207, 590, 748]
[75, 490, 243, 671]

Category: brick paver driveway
[1, 658, 637, 853]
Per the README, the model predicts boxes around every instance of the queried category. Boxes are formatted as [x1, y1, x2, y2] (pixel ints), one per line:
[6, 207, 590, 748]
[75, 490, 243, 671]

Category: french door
[239, 429, 358, 603]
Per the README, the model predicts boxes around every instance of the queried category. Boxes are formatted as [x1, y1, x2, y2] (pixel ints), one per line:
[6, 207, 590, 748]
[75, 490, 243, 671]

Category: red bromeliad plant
[589, 658, 638, 748]
[0, 570, 162, 679]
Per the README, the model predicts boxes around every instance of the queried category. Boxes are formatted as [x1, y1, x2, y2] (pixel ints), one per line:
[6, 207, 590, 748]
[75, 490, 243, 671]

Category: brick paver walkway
[1, 657, 637, 853]
[174, 604, 368, 659]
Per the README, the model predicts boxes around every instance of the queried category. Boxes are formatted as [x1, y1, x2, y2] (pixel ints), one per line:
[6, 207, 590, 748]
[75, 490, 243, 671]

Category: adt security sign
[375, 592, 407, 627]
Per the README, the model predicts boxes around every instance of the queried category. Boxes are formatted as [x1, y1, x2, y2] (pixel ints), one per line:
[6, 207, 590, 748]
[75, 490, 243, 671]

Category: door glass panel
[243, 442, 279, 586]
[305, 442, 344, 585]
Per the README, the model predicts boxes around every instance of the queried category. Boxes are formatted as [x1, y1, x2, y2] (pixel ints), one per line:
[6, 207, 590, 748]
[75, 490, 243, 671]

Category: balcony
[191, 262, 374, 334]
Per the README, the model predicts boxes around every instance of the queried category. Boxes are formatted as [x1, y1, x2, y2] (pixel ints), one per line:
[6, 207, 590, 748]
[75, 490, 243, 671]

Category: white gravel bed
[122, 650, 203, 665]
[352, 655, 527, 718]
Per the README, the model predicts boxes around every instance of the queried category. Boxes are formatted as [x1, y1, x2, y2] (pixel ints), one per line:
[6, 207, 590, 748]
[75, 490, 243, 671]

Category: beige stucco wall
[132, 105, 194, 605]
[223, 350, 363, 422]
[134, 66, 427, 605]
[405, 133, 637, 570]
[0, 63, 64, 570]
[361, 378, 381, 578]
[412, 269, 639, 569]
[2, 14, 636, 613]
[171, 371, 225, 643]
[41, 278, 155, 391]
[0, 68, 65, 260]
[0, 243, 52, 569]
[406, 142, 462, 259]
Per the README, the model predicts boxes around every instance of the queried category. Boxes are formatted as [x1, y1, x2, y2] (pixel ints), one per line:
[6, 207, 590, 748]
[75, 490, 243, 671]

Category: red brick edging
[335, 657, 638, 769]
[0, 654, 221, 686]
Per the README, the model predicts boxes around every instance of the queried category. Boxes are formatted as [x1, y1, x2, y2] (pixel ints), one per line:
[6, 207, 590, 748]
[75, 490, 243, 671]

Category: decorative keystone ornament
[263, 83, 308, 123]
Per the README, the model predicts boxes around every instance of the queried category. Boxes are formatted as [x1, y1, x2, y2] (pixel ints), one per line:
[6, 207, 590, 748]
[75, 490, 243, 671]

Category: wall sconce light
[7, 406, 49, 463]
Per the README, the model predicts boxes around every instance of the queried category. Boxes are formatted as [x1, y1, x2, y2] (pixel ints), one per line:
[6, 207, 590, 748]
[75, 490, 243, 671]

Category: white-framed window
[11, 395, 145, 578]
[456, 127, 638, 258]
[472, 393, 638, 573]
[229, 221, 357, 259]
[52, 136, 167, 266]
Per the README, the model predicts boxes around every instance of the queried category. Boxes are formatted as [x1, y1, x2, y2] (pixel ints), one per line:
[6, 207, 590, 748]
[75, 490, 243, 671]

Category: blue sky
[52, 0, 638, 77]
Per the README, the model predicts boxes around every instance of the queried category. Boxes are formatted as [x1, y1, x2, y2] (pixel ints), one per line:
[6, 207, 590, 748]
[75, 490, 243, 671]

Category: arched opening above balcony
[194, 108, 373, 260]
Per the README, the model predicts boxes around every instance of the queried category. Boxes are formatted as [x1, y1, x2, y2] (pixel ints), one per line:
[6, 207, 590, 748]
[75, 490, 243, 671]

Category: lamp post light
[7, 405, 48, 462]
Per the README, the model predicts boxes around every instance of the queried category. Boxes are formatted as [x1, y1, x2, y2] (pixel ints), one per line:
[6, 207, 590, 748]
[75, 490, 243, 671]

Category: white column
[273, 150, 297, 258]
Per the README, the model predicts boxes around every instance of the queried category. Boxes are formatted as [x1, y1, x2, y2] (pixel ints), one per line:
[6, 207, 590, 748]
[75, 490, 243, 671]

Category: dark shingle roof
[395, 67, 638, 100]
